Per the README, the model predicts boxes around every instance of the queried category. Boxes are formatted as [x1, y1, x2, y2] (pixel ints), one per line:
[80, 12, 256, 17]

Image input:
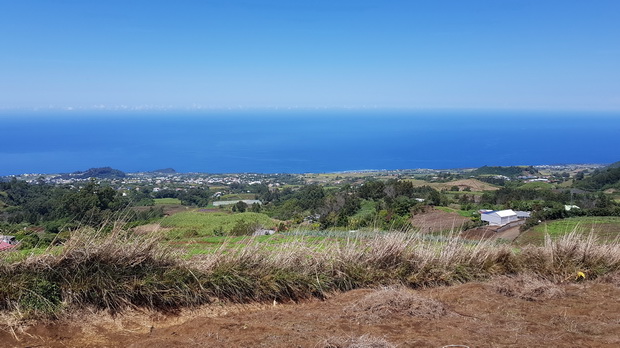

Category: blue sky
[1, 0, 619, 111]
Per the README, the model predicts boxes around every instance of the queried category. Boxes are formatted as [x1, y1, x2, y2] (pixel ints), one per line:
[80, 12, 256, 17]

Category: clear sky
[1, 0, 619, 111]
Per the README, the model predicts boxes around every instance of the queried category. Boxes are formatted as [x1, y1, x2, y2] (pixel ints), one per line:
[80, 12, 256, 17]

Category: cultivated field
[410, 207, 472, 234]
[159, 211, 277, 238]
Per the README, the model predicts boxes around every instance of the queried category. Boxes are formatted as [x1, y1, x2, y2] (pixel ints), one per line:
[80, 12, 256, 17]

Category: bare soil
[434, 179, 500, 192]
[4, 279, 620, 348]
[461, 225, 522, 242]
[411, 208, 472, 234]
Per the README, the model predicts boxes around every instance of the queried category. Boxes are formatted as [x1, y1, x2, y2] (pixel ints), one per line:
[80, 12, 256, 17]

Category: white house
[481, 209, 519, 226]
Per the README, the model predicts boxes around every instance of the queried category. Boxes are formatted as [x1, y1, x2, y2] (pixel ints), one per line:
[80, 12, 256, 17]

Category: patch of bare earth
[461, 225, 522, 242]
[4, 280, 620, 348]
[410, 208, 472, 234]
[437, 179, 499, 192]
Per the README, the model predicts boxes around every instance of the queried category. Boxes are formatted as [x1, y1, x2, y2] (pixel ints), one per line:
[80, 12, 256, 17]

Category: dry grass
[0, 228, 209, 318]
[595, 271, 620, 286]
[343, 286, 454, 322]
[490, 274, 565, 301]
[321, 334, 396, 348]
[1, 228, 620, 320]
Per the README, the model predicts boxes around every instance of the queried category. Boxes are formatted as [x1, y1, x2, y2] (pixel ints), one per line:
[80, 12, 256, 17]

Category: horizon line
[1, 105, 620, 114]
[2, 162, 611, 178]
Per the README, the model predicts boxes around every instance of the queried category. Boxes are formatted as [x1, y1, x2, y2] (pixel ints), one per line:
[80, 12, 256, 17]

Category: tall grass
[0, 228, 208, 318]
[1, 227, 620, 319]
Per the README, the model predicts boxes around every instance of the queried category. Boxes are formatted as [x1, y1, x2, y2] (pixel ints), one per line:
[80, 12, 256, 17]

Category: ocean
[1, 110, 619, 175]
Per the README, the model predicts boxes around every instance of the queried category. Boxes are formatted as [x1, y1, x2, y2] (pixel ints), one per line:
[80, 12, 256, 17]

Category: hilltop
[64, 167, 126, 179]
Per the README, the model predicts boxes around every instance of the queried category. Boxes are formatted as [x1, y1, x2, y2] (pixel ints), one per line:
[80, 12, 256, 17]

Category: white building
[481, 209, 519, 226]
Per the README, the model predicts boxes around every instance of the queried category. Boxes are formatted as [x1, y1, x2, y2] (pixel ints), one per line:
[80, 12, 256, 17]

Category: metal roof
[494, 209, 517, 217]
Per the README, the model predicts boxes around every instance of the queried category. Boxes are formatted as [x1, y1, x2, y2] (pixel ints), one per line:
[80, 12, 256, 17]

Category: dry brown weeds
[343, 286, 454, 322]
[2, 228, 620, 320]
[321, 334, 396, 348]
[490, 273, 565, 301]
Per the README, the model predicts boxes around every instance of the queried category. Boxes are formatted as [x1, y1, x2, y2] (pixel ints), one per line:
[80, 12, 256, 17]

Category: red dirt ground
[410, 208, 472, 234]
[461, 225, 523, 242]
[3, 278, 620, 348]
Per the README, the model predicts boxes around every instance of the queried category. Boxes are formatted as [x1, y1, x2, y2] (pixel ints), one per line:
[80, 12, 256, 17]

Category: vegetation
[0, 179, 164, 247]
[64, 167, 126, 179]
[154, 198, 182, 205]
[2, 163, 620, 321]
[575, 166, 620, 191]
[160, 211, 276, 238]
[516, 216, 620, 245]
[2, 227, 620, 319]
[471, 165, 538, 177]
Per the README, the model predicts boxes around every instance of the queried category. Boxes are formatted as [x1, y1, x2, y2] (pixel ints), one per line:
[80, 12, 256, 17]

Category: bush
[229, 220, 259, 236]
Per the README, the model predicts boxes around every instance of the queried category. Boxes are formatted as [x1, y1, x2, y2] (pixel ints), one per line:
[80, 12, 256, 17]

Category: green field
[160, 211, 277, 238]
[154, 198, 182, 205]
[435, 206, 476, 218]
[215, 193, 256, 201]
[519, 181, 554, 190]
[516, 216, 620, 245]
[170, 234, 334, 257]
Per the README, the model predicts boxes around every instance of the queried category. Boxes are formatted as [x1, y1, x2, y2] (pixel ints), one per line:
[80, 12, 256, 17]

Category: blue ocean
[1, 110, 619, 175]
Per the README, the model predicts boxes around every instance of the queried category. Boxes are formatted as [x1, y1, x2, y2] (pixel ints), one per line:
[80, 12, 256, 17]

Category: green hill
[66, 167, 126, 179]
[575, 166, 620, 190]
[471, 165, 538, 177]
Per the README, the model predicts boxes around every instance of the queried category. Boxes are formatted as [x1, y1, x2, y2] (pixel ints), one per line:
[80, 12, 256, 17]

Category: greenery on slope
[575, 167, 620, 191]
[471, 165, 538, 177]
[2, 228, 620, 319]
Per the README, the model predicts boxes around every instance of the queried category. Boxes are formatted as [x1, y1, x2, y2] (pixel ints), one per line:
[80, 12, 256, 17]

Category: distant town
[2, 163, 607, 190]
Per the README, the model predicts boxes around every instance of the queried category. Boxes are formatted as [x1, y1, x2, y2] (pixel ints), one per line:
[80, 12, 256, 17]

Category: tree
[232, 201, 248, 213]
[250, 202, 262, 213]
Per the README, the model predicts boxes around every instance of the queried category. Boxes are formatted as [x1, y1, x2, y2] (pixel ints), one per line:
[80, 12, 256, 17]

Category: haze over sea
[2, 110, 619, 176]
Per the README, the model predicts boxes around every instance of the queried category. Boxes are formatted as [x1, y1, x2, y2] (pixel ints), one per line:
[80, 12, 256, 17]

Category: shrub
[229, 220, 260, 236]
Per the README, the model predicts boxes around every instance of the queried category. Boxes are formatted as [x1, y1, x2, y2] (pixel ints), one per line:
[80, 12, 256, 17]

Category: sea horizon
[2, 109, 619, 176]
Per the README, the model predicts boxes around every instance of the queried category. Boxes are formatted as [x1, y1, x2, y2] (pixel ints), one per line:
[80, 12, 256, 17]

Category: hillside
[65, 167, 126, 179]
[607, 161, 620, 169]
[433, 178, 499, 191]
[575, 166, 620, 190]
[471, 165, 538, 177]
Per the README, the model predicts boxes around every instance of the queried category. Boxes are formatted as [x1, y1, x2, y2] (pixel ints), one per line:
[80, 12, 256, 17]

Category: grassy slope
[154, 198, 182, 205]
[160, 211, 277, 238]
[435, 206, 476, 218]
[351, 200, 376, 220]
[3, 229, 620, 319]
[215, 193, 256, 201]
[519, 181, 554, 190]
[516, 216, 620, 245]
[172, 234, 332, 257]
